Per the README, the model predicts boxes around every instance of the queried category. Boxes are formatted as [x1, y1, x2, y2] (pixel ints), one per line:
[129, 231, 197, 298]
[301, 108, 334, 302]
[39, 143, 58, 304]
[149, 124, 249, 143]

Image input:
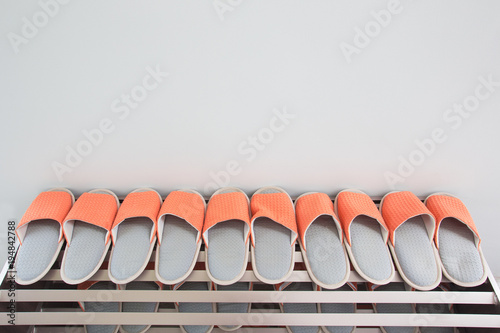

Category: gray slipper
[61, 189, 119, 285]
[15, 188, 74, 285]
[80, 281, 120, 333]
[380, 191, 442, 291]
[251, 186, 297, 284]
[175, 282, 214, 333]
[335, 189, 395, 285]
[108, 188, 162, 284]
[216, 282, 252, 331]
[156, 190, 206, 285]
[425, 193, 487, 287]
[204, 187, 251, 285]
[295, 192, 350, 289]
[279, 282, 320, 333]
[416, 285, 455, 333]
[320, 283, 356, 333]
[120, 281, 161, 333]
[370, 283, 417, 333]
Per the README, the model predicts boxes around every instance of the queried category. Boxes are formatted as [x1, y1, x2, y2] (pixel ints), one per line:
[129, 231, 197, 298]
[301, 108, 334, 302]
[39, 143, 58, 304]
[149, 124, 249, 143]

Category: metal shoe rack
[1, 197, 500, 332]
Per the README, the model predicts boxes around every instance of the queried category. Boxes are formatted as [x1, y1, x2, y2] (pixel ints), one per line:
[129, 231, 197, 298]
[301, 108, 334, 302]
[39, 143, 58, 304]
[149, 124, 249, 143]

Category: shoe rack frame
[1, 196, 499, 332]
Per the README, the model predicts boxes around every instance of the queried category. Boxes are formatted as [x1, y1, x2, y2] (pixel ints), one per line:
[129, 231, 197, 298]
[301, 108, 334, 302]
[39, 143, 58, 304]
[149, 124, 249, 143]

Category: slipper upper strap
[275, 282, 291, 291]
[157, 191, 205, 243]
[381, 191, 435, 246]
[296, 193, 342, 250]
[111, 191, 162, 244]
[426, 195, 480, 247]
[203, 192, 250, 246]
[77, 280, 101, 311]
[77, 280, 100, 291]
[336, 191, 388, 246]
[63, 193, 118, 244]
[16, 191, 73, 244]
[250, 193, 297, 247]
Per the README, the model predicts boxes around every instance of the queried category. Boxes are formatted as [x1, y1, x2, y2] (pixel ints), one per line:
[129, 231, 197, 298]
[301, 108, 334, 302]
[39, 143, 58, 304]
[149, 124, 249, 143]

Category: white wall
[1, 0, 500, 274]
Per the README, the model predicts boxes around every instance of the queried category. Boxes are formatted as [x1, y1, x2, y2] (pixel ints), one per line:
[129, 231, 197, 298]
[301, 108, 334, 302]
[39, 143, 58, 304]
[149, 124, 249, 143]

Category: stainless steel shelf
[1, 241, 499, 331]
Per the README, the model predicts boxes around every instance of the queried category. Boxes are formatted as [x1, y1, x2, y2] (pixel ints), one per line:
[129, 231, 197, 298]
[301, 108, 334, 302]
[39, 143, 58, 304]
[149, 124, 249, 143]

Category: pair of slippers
[380, 191, 487, 290]
[156, 187, 249, 286]
[78, 280, 160, 333]
[369, 283, 455, 333]
[15, 188, 122, 285]
[174, 281, 252, 333]
[16, 187, 161, 285]
[157, 186, 297, 285]
[277, 282, 356, 333]
[295, 190, 393, 289]
[296, 189, 401, 289]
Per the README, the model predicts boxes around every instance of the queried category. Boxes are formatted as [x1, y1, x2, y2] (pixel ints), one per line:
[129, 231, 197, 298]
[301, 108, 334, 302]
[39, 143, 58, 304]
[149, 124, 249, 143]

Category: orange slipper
[155, 190, 206, 285]
[295, 192, 349, 289]
[425, 193, 487, 287]
[108, 188, 162, 284]
[380, 191, 441, 291]
[15, 188, 74, 285]
[61, 189, 119, 285]
[250, 186, 297, 284]
[203, 187, 251, 285]
[334, 189, 395, 285]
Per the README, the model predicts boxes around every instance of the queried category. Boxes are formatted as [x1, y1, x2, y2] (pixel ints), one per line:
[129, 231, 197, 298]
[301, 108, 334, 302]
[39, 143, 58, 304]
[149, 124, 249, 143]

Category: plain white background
[1, 0, 500, 275]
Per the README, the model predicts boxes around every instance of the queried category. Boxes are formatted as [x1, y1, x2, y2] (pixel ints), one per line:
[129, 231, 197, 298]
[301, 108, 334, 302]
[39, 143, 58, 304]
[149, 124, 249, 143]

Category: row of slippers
[15, 186, 487, 291]
[80, 280, 455, 333]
